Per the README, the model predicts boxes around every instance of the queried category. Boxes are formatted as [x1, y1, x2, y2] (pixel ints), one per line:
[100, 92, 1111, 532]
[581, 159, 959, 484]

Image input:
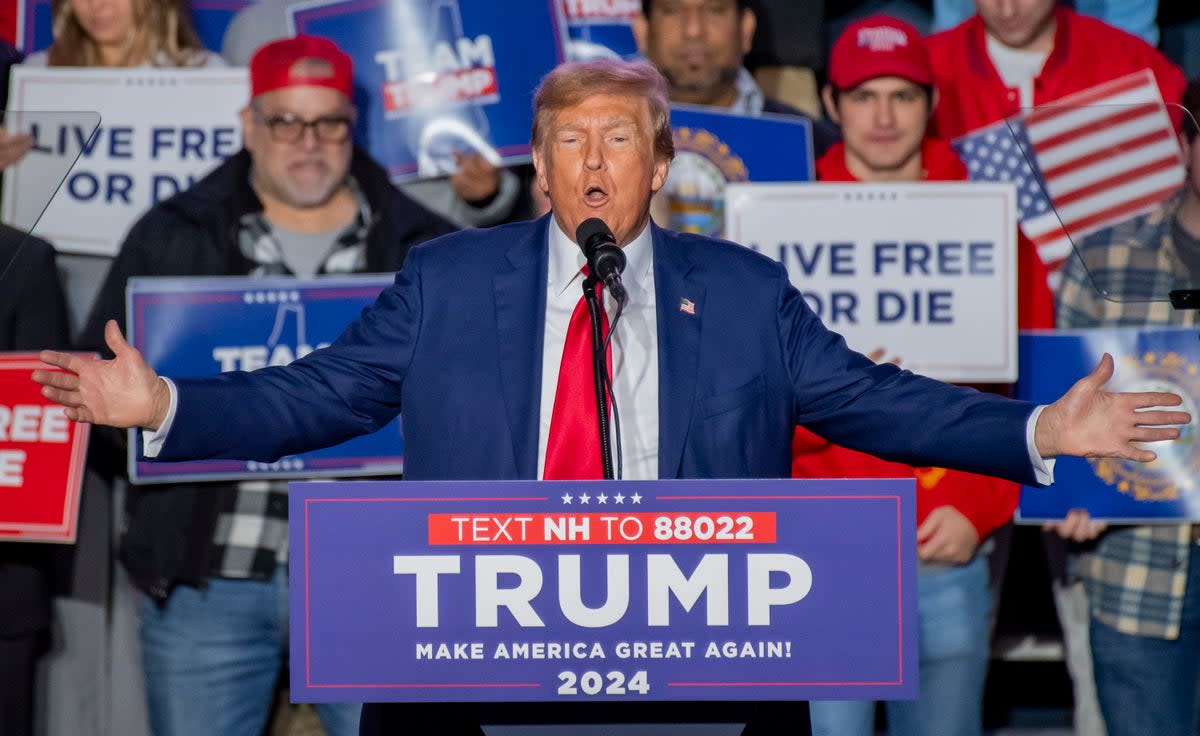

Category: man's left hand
[917, 506, 979, 564]
[1035, 353, 1190, 461]
[450, 152, 501, 204]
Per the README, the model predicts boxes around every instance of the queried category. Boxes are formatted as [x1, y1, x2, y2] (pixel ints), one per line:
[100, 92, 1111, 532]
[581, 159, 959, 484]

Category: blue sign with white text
[127, 275, 404, 484]
[290, 0, 567, 182]
[560, 0, 641, 61]
[1017, 328, 1200, 522]
[289, 478, 918, 703]
[664, 105, 813, 238]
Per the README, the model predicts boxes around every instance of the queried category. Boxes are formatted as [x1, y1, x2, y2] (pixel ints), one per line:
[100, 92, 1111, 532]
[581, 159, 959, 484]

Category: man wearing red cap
[798, 16, 1013, 736]
[76, 34, 455, 736]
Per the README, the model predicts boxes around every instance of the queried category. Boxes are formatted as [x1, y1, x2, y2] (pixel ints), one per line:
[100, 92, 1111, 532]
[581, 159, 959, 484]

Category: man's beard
[662, 64, 740, 104]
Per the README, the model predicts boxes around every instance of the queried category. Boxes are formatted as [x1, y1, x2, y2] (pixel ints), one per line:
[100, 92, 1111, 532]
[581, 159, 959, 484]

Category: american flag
[952, 70, 1185, 289]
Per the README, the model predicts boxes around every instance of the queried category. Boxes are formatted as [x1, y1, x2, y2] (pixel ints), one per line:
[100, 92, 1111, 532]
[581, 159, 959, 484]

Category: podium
[288, 477, 917, 729]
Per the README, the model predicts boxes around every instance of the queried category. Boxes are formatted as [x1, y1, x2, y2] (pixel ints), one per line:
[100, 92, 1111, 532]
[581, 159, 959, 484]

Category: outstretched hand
[33, 320, 170, 430]
[1035, 353, 1190, 462]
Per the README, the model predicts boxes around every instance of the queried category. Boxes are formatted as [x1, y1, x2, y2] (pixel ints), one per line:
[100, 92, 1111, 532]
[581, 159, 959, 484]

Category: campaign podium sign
[725, 182, 1018, 383]
[289, 478, 918, 703]
[289, 0, 567, 182]
[1016, 328, 1200, 522]
[127, 275, 404, 484]
[0, 353, 90, 543]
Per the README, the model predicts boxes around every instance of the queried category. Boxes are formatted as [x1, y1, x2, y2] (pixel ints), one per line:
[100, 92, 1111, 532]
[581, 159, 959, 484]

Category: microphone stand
[582, 273, 615, 480]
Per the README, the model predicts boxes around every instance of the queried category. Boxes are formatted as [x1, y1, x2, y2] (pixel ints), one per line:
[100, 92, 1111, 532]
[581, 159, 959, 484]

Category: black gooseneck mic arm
[575, 218, 627, 480]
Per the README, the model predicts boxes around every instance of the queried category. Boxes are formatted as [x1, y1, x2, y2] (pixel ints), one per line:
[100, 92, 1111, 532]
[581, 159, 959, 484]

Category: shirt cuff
[141, 377, 178, 459]
[1026, 404, 1056, 486]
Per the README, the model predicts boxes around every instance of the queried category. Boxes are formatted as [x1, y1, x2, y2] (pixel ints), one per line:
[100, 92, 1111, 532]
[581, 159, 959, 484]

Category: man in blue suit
[35, 59, 1188, 735]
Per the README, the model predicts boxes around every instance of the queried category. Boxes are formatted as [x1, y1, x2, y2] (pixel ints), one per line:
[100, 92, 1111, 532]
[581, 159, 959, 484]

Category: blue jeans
[139, 568, 360, 736]
[1090, 553, 1200, 736]
[809, 554, 991, 736]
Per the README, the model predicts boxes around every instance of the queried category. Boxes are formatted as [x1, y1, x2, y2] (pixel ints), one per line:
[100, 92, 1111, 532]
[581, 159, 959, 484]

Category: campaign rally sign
[0, 353, 90, 543]
[290, 478, 918, 703]
[2, 68, 248, 257]
[289, 0, 567, 182]
[1017, 328, 1200, 522]
[191, 0, 254, 51]
[127, 275, 404, 484]
[560, 0, 641, 62]
[16, 0, 50, 52]
[657, 105, 812, 239]
[726, 182, 1017, 383]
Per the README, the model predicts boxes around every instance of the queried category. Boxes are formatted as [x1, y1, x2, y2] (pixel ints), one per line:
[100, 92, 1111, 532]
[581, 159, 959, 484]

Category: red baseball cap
[249, 35, 353, 99]
[828, 15, 932, 91]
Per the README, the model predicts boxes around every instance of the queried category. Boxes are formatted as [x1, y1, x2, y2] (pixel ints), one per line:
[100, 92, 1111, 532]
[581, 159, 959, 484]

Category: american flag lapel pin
[679, 297, 696, 315]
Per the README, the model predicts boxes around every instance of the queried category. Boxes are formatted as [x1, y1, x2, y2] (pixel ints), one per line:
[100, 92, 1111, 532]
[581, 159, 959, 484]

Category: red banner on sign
[0, 352, 91, 543]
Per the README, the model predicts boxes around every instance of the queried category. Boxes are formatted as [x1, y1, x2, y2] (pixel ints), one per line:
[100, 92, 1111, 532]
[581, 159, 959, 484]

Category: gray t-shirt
[269, 221, 347, 278]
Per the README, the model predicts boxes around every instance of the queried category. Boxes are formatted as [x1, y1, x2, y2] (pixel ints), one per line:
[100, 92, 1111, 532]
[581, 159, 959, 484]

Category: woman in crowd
[25, 0, 222, 67]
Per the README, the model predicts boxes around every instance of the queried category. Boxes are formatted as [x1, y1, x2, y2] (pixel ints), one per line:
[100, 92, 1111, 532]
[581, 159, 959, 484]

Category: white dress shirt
[537, 218, 659, 480]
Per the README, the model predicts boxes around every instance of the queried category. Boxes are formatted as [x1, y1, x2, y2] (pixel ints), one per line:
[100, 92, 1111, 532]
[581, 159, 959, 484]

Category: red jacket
[927, 7, 1186, 141]
[926, 8, 1184, 330]
[793, 138, 1020, 542]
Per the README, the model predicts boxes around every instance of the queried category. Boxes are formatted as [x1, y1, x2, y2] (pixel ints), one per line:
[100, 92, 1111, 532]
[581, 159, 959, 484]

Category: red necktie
[543, 272, 611, 480]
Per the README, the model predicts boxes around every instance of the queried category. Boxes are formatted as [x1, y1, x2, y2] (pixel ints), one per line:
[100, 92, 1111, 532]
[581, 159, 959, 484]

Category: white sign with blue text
[725, 182, 1018, 382]
[2, 67, 248, 257]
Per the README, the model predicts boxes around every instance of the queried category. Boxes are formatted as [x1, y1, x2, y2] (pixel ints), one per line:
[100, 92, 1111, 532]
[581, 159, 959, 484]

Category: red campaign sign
[0, 353, 91, 543]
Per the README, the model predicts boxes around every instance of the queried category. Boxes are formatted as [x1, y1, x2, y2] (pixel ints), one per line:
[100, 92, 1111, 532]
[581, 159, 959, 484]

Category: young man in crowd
[1056, 79, 1200, 736]
[797, 17, 1016, 736]
[928, 0, 1187, 326]
[77, 35, 455, 736]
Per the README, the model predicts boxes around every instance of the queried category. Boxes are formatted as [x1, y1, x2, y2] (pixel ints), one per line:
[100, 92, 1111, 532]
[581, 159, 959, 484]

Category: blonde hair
[532, 59, 675, 161]
[47, 0, 205, 67]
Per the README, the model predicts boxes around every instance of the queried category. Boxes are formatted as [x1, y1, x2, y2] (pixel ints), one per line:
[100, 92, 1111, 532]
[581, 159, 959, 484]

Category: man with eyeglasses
[75, 35, 455, 736]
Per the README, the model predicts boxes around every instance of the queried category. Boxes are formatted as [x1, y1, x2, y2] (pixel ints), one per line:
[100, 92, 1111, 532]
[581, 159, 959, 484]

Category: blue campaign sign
[190, 0, 254, 52]
[127, 275, 404, 484]
[289, 478, 918, 703]
[1016, 328, 1200, 522]
[560, 0, 641, 61]
[663, 105, 813, 238]
[290, 0, 567, 182]
[17, 0, 52, 53]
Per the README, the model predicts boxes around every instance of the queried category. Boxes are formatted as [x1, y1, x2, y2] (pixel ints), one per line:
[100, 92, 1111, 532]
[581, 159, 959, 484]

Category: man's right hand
[34, 320, 171, 430]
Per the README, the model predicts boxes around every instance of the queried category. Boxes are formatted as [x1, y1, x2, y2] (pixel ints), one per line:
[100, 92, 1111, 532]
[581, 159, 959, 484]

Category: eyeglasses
[254, 109, 354, 144]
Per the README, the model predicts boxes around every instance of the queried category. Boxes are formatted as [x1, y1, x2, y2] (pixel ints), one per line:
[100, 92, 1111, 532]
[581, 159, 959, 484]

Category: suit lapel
[493, 216, 550, 479]
[653, 224, 704, 479]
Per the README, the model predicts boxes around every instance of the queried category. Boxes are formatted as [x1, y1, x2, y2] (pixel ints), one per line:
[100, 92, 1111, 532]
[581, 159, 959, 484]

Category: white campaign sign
[3, 68, 249, 257]
[725, 182, 1018, 382]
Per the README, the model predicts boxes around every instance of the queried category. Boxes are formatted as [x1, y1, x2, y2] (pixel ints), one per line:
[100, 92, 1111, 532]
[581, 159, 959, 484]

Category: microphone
[575, 218, 628, 305]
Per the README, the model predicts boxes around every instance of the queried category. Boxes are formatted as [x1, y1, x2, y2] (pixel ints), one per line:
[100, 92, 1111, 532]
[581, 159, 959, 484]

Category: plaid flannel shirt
[209, 178, 372, 580]
[1057, 190, 1198, 639]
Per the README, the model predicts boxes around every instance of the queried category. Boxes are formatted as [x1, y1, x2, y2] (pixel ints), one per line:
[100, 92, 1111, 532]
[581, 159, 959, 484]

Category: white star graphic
[597, 493, 608, 504]
[630, 492, 643, 504]
[614, 493, 626, 504]
[579, 493, 591, 505]
[561, 493, 573, 504]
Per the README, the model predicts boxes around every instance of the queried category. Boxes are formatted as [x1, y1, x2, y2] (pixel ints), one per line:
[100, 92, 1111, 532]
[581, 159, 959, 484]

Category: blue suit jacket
[161, 215, 1038, 485]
